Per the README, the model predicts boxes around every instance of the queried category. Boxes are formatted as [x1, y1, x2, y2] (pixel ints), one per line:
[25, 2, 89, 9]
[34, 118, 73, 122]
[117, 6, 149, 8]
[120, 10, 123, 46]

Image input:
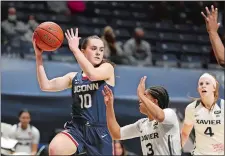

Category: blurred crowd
[1, 6, 153, 67]
[1, 1, 224, 67]
[2, 7, 39, 58]
[148, 1, 224, 26]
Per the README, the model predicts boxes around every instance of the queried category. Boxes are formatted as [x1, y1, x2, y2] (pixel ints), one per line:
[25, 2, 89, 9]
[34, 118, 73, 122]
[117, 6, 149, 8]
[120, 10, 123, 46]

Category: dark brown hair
[18, 109, 31, 117]
[81, 35, 116, 67]
[146, 86, 170, 109]
[81, 35, 100, 49]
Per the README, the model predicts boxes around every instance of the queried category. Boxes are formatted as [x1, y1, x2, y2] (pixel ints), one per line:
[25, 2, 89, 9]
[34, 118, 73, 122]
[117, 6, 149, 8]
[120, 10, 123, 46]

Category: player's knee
[49, 141, 70, 155]
[49, 133, 77, 155]
[49, 141, 60, 155]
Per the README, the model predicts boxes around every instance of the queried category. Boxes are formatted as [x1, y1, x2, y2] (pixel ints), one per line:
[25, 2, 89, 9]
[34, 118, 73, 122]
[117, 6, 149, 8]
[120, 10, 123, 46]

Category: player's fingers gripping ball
[33, 22, 64, 51]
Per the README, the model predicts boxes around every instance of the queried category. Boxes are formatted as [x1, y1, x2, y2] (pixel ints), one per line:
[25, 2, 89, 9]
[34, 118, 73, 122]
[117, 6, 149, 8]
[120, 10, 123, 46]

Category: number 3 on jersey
[146, 143, 154, 155]
[79, 94, 92, 108]
[204, 127, 214, 137]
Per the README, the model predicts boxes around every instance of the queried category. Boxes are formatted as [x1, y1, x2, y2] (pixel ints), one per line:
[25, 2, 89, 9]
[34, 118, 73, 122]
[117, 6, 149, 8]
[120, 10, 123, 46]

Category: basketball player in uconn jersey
[103, 76, 182, 155]
[181, 73, 224, 155]
[33, 28, 115, 155]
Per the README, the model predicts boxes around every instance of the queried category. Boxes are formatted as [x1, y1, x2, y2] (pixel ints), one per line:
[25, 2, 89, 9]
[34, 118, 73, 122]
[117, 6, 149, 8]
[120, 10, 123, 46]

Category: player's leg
[96, 127, 113, 155]
[48, 132, 78, 155]
[84, 140, 113, 155]
[82, 126, 113, 155]
[100, 135, 113, 155]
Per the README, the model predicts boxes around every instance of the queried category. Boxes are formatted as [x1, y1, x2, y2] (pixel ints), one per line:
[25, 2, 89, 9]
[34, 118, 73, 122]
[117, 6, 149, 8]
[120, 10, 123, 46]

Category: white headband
[199, 73, 217, 87]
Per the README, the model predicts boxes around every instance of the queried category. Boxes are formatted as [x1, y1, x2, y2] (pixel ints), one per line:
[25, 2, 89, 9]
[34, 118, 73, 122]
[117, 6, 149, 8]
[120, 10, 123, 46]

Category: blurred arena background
[1, 1, 225, 155]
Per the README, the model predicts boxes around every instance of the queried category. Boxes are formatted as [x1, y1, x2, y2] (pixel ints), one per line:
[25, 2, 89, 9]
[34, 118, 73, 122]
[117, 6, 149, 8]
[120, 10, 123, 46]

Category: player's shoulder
[163, 108, 176, 114]
[137, 118, 149, 125]
[67, 72, 77, 77]
[31, 125, 40, 135]
[162, 108, 179, 125]
[100, 62, 114, 69]
[99, 62, 115, 76]
[135, 118, 149, 131]
[11, 124, 18, 131]
[186, 100, 199, 110]
[66, 72, 77, 81]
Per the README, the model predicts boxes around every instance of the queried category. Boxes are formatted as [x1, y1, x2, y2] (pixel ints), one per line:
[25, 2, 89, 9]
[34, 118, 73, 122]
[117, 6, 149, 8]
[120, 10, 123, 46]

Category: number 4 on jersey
[204, 127, 214, 137]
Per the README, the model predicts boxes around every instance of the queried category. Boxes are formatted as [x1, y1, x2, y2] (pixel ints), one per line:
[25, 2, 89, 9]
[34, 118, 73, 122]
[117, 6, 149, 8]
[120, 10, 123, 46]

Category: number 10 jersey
[71, 71, 114, 124]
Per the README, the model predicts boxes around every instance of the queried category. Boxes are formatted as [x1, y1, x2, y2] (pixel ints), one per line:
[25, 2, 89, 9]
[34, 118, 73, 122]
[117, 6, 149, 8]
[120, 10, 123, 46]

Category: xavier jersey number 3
[71, 72, 114, 123]
[120, 109, 181, 155]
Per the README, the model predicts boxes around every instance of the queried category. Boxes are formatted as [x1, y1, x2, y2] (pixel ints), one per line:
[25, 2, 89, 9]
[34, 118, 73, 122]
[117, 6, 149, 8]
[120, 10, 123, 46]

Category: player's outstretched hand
[137, 76, 147, 97]
[32, 38, 43, 56]
[102, 85, 114, 107]
[201, 5, 220, 33]
[65, 28, 81, 52]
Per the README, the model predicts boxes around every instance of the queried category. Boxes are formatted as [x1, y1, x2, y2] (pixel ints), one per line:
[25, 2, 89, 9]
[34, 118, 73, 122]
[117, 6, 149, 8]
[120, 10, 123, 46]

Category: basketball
[33, 22, 64, 51]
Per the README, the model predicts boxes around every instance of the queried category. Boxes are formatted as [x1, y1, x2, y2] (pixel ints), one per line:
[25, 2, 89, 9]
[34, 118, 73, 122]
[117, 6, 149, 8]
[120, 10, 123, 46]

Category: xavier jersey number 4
[184, 99, 224, 155]
[120, 108, 181, 155]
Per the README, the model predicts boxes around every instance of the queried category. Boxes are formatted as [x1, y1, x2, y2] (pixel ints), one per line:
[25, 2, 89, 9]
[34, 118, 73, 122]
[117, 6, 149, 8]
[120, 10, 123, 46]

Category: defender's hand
[201, 5, 220, 33]
[102, 85, 114, 107]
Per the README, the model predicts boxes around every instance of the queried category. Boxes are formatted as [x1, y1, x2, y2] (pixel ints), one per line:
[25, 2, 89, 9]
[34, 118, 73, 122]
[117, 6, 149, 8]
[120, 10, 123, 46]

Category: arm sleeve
[184, 104, 195, 125]
[161, 108, 178, 125]
[120, 119, 144, 140]
[32, 127, 40, 144]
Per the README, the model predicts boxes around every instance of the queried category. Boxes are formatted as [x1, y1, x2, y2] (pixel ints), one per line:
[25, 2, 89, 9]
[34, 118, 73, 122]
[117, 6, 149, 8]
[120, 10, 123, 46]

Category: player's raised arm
[181, 104, 194, 147]
[137, 77, 165, 122]
[201, 5, 225, 66]
[102, 85, 121, 140]
[33, 40, 76, 92]
[102, 86, 142, 140]
[65, 28, 114, 81]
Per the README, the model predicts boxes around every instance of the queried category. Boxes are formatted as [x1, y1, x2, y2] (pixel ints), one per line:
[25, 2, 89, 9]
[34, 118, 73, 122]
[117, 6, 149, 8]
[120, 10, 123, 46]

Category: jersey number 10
[79, 94, 92, 108]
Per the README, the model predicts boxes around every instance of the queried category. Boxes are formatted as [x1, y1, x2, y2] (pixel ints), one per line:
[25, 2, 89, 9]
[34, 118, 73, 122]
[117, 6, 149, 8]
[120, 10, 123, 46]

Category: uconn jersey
[120, 109, 181, 155]
[184, 99, 224, 155]
[71, 72, 113, 123]
[9, 123, 40, 154]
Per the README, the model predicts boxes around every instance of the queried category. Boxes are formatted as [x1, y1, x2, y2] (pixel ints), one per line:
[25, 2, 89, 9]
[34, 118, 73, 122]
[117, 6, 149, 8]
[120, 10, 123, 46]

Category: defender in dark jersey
[33, 28, 115, 155]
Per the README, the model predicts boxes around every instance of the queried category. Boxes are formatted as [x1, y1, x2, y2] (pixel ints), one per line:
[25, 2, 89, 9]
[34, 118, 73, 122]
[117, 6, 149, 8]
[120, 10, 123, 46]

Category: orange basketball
[33, 22, 64, 51]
